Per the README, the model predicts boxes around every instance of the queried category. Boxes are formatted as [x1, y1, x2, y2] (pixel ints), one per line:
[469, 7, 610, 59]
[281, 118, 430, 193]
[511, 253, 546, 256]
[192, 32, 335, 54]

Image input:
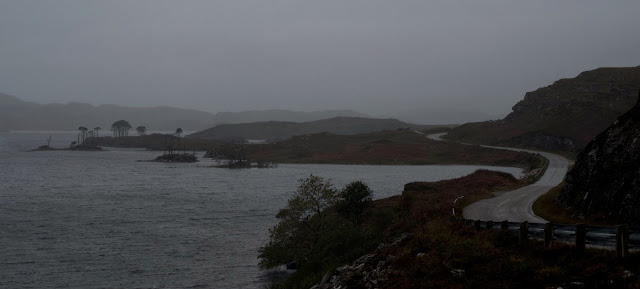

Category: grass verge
[532, 181, 617, 226]
[457, 153, 548, 210]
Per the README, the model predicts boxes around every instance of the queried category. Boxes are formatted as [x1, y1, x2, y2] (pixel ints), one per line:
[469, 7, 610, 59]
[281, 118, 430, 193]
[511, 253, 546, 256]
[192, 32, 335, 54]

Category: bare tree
[94, 127, 101, 145]
[111, 120, 132, 138]
[136, 126, 147, 136]
[78, 126, 88, 144]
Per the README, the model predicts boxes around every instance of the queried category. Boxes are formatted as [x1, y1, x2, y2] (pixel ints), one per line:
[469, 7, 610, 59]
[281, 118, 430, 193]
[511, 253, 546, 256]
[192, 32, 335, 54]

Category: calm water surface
[0, 131, 523, 288]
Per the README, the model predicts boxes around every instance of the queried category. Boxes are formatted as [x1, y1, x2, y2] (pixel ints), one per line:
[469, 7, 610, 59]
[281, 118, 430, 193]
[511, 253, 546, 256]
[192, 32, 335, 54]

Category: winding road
[427, 133, 569, 223]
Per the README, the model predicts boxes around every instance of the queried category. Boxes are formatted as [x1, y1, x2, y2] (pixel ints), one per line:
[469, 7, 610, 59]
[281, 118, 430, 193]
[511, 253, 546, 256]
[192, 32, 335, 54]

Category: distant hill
[0, 93, 218, 131]
[0, 92, 33, 107]
[383, 108, 498, 125]
[0, 93, 371, 131]
[556, 91, 640, 225]
[212, 109, 370, 124]
[444, 66, 640, 152]
[188, 117, 437, 141]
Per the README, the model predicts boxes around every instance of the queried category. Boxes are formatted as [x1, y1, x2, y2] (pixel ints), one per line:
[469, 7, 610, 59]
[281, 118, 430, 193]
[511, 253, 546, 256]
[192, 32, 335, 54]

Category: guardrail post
[474, 220, 481, 230]
[486, 221, 493, 230]
[575, 224, 586, 254]
[544, 223, 553, 248]
[501, 221, 508, 230]
[616, 225, 628, 258]
[519, 221, 528, 243]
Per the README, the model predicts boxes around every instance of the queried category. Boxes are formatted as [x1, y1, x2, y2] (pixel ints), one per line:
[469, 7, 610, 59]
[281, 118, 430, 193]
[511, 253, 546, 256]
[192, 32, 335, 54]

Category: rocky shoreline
[28, 145, 104, 152]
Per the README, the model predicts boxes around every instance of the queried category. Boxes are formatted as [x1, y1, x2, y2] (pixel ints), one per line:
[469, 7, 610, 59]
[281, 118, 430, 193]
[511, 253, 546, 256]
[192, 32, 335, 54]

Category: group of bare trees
[111, 120, 132, 137]
[76, 126, 102, 146]
[74, 120, 133, 147]
[110, 121, 182, 138]
[136, 125, 147, 135]
[75, 120, 184, 148]
[163, 128, 185, 155]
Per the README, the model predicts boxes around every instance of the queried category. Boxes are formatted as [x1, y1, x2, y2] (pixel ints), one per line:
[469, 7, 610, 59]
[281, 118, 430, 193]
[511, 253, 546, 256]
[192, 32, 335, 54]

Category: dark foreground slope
[188, 117, 438, 141]
[445, 66, 640, 153]
[270, 171, 639, 289]
[556, 92, 640, 225]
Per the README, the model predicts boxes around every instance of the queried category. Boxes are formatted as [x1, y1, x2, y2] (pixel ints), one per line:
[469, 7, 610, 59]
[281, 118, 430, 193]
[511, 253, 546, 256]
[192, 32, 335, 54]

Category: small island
[28, 135, 104, 152]
[29, 144, 57, 152]
[151, 153, 198, 163]
[147, 128, 198, 163]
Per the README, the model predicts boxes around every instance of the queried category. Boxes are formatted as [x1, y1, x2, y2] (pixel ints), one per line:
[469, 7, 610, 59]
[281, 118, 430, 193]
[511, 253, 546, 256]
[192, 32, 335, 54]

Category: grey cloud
[1, 0, 639, 121]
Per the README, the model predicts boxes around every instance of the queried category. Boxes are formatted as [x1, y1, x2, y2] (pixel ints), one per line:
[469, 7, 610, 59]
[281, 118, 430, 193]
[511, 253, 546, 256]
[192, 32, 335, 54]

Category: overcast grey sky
[1, 1, 639, 116]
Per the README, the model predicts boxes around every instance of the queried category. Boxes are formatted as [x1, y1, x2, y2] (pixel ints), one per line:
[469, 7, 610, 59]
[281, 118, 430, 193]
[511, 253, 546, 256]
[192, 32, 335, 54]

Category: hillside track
[426, 133, 569, 222]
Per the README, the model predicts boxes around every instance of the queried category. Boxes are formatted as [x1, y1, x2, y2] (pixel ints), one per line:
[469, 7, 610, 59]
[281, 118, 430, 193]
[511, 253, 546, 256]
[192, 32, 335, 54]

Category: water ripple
[0, 132, 523, 288]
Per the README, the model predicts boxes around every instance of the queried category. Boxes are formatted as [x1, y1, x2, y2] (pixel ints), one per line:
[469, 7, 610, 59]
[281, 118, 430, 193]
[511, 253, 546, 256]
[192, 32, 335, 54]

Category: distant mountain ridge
[0, 93, 370, 131]
[213, 109, 370, 124]
[188, 117, 435, 141]
[0, 93, 217, 131]
[383, 108, 498, 125]
[444, 66, 640, 152]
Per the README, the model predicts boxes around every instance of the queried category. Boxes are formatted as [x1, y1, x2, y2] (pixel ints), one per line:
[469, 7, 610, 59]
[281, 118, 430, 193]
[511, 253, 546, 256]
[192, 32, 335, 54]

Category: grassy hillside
[89, 129, 541, 169]
[445, 66, 640, 154]
[188, 117, 444, 141]
[244, 130, 544, 169]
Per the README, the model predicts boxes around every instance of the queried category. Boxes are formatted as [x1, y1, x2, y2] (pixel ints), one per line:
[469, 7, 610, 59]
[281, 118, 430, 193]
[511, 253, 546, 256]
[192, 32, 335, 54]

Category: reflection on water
[0, 131, 523, 288]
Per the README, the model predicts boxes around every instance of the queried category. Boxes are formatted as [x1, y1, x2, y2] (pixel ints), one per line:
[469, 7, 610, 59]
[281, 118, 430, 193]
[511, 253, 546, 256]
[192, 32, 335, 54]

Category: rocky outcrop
[502, 131, 575, 151]
[556, 91, 640, 224]
[446, 66, 640, 152]
[311, 234, 410, 289]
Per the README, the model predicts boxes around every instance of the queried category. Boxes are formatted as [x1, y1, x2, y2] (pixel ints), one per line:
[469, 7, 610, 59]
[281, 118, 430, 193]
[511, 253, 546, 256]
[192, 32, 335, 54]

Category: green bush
[336, 181, 373, 224]
[259, 177, 382, 289]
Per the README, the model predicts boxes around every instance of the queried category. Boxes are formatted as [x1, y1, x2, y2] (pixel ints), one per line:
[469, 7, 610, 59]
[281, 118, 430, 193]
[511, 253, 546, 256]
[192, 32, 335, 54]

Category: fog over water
[0, 131, 524, 288]
[1, 1, 640, 121]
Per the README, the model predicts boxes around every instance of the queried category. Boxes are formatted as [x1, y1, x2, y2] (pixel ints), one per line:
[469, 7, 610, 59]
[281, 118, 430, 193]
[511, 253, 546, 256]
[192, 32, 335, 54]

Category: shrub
[336, 181, 373, 224]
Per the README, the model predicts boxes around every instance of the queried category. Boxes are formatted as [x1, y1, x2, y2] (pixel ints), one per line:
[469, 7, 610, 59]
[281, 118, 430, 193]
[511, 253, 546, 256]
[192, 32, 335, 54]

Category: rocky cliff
[556, 90, 640, 225]
[445, 66, 640, 152]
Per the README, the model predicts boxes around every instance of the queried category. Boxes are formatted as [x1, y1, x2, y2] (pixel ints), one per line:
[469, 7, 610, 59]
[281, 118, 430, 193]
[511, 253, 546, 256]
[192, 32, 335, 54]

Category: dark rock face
[502, 131, 575, 151]
[310, 234, 410, 289]
[446, 66, 640, 152]
[556, 91, 640, 224]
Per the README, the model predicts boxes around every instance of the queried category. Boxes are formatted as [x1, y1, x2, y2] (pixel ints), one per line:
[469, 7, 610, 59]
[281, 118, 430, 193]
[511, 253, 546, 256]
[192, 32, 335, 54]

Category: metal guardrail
[459, 218, 639, 258]
[552, 224, 576, 243]
[585, 225, 617, 247]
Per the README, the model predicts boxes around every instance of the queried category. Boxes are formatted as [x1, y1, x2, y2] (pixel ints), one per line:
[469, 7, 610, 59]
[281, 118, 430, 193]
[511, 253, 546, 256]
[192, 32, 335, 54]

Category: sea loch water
[0, 131, 523, 288]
